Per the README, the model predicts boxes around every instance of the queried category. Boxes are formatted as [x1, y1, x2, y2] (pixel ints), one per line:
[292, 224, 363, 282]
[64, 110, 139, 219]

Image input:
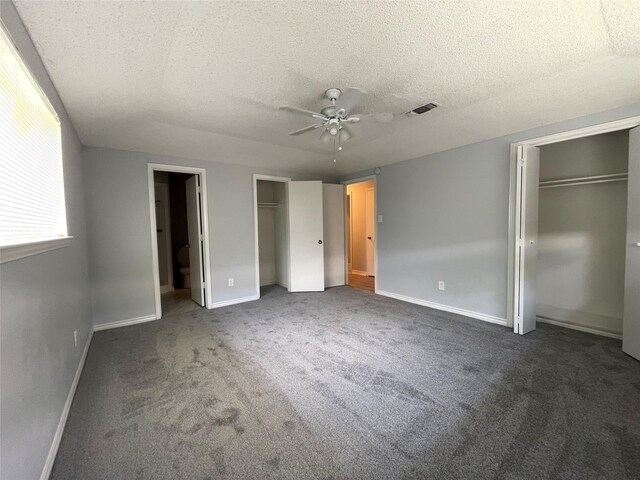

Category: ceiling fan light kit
[278, 87, 395, 160]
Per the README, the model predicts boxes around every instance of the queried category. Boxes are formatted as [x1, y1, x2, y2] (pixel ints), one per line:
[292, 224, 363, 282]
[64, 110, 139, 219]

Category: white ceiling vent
[404, 102, 439, 117]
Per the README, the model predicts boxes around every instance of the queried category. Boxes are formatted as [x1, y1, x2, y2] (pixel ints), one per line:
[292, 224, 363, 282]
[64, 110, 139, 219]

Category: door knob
[318, 240, 323, 244]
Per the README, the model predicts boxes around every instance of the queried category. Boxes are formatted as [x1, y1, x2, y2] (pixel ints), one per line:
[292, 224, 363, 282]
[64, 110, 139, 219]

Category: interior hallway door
[186, 175, 205, 306]
[365, 188, 375, 277]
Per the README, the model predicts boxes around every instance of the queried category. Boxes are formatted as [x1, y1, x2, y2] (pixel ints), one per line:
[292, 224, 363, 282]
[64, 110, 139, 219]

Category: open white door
[154, 183, 172, 293]
[186, 175, 205, 306]
[322, 184, 345, 288]
[623, 126, 640, 361]
[289, 181, 325, 291]
[365, 188, 375, 277]
[514, 145, 540, 335]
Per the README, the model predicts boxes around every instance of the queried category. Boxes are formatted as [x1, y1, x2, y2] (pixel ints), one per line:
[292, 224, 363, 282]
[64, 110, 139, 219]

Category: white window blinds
[0, 24, 66, 247]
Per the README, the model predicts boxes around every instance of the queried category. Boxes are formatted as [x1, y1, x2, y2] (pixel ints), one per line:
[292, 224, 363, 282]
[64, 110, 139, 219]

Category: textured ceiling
[13, 0, 640, 176]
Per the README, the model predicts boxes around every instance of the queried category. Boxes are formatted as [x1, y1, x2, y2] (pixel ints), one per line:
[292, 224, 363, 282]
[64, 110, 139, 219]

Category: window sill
[0, 237, 73, 264]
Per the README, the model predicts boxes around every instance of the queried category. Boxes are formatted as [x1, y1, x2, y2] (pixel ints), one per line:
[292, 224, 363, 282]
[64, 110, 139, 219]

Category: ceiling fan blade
[279, 105, 327, 120]
[320, 129, 332, 144]
[352, 112, 394, 123]
[335, 87, 366, 116]
[289, 123, 325, 136]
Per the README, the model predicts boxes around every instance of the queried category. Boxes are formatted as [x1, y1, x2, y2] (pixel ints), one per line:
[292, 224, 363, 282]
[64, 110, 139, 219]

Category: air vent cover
[404, 102, 439, 116]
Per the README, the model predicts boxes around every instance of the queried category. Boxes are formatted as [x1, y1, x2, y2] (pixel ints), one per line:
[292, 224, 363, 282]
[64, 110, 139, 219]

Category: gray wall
[0, 3, 93, 479]
[537, 131, 628, 333]
[342, 102, 640, 321]
[84, 147, 327, 326]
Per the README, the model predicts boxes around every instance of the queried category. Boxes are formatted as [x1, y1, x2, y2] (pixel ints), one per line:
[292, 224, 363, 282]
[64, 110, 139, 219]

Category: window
[0, 23, 69, 263]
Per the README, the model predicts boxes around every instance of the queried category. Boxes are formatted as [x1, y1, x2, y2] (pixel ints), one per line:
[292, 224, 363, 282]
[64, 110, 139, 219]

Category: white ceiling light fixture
[279, 87, 394, 157]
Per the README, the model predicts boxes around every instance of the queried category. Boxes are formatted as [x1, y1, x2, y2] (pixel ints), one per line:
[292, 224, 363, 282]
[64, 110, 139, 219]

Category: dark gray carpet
[52, 286, 640, 480]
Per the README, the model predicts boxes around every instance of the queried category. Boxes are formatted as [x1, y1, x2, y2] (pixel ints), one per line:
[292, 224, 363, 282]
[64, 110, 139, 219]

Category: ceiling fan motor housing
[325, 88, 341, 102]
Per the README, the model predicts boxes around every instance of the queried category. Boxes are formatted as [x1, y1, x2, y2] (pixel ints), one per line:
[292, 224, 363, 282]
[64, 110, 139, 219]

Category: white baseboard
[260, 281, 289, 289]
[537, 316, 622, 339]
[160, 285, 174, 294]
[260, 279, 276, 287]
[376, 290, 508, 326]
[93, 314, 157, 332]
[40, 328, 94, 480]
[208, 294, 259, 309]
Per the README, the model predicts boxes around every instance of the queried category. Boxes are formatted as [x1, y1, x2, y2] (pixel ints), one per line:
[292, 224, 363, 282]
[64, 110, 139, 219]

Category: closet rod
[539, 172, 628, 189]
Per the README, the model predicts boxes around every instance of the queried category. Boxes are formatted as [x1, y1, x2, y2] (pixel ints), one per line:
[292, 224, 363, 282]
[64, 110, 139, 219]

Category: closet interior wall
[257, 180, 288, 288]
[537, 130, 629, 336]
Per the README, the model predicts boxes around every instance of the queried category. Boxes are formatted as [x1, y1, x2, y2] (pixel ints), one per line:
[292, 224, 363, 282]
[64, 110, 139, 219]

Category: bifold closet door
[323, 184, 345, 288]
[186, 175, 205, 306]
[623, 126, 640, 361]
[515, 145, 540, 335]
[289, 181, 325, 291]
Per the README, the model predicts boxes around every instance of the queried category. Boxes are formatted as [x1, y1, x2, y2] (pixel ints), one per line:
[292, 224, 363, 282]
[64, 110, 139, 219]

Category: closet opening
[537, 131, 629, 337]
[510, 117, 640, 361]
[254, 176, 290, 297]
[345, 178, 375, 293]
[149, 164, 212, 319]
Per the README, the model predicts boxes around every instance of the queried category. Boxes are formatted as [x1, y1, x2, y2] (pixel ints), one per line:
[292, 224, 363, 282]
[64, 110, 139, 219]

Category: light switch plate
[378, 215, 383, 223]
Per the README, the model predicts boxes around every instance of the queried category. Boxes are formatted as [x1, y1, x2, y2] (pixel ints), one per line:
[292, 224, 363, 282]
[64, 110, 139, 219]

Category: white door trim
[342, 175, 378, 293]
[148, 164, 213, 319]
[252, 174, 291, 299]
[507, 116, 640, 330]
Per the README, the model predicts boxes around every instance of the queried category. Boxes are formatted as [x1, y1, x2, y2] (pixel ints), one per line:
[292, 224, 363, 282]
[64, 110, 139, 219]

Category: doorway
[252, 175, 329, 297]
[254, 176, 290, 296]
[345, 178, 375, 292]
[509, 117, 640, 361]
[148, 164, 212, 319]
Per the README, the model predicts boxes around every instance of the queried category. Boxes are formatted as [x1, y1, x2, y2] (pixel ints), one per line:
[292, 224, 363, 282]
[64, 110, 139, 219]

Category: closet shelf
[539, 172, 628, 189]
[258, 202, 281, 208]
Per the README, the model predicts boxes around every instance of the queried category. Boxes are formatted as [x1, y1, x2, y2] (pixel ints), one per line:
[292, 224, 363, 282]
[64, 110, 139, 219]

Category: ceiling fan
[278, 87, 393, 152]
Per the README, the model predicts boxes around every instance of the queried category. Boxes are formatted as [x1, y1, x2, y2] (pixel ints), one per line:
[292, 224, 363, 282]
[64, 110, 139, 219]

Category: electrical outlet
[438, 281, 445, 291]
[228, 278, 234, 287]
[73, 329, 78, 347]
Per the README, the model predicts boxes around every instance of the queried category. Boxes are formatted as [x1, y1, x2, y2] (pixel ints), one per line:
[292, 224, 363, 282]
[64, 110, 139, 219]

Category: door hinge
[517, 145, 525, 164]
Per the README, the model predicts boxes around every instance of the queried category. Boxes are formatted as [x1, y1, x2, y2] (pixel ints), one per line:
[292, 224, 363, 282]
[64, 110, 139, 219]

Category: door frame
[365, 186, 375, 276]
[508, 116, 640, 332]
[148, 164, 213, 319]
[252, 174, 291, 299]
[342, 175, 379, 293]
